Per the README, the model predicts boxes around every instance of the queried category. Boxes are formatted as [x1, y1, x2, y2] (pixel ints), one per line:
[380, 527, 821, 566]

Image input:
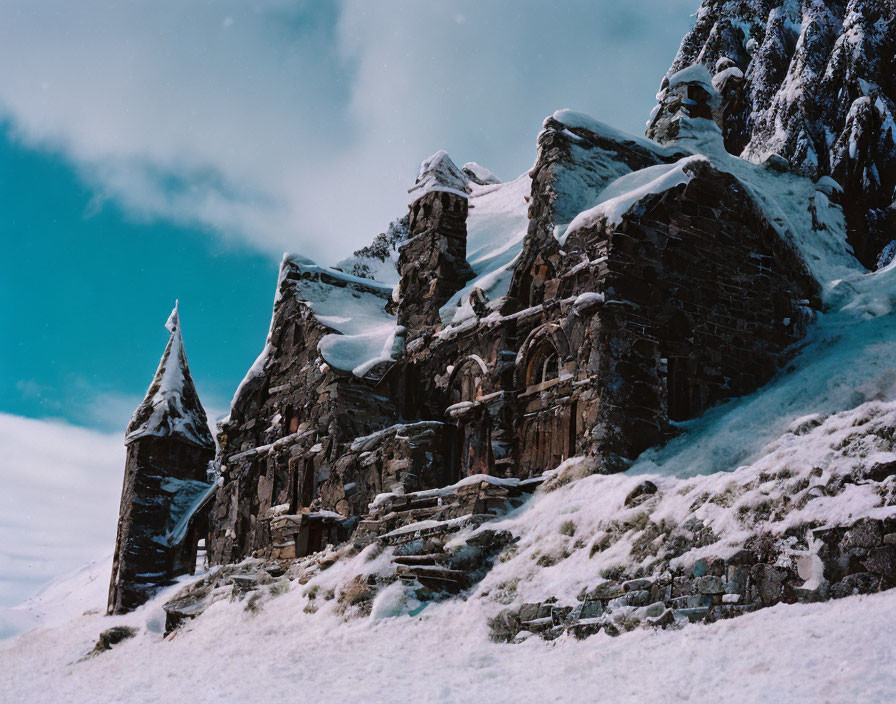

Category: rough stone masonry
[109, 0, 891, 614]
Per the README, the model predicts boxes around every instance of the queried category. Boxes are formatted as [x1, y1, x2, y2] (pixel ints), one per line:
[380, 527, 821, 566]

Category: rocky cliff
[649, 0, 896, 267]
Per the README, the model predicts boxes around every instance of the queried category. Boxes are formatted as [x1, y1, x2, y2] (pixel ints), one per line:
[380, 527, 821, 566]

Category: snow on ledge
[369, 472, 527, 511]
[668, 63, 714, 91]
[563, 155, 707, 241]
[550, 109, 682, 158]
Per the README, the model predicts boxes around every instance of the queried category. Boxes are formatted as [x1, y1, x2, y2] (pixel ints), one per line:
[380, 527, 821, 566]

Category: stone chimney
[397, 150, 475, 332]
[647, 64, 721, 144]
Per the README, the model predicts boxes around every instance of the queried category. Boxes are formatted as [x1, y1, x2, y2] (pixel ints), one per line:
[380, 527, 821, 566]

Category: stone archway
[446, 355, 494, 477]
[515, 323, 577, 476]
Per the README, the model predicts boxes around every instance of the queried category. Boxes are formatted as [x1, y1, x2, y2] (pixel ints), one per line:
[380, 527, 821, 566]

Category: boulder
[89, 626, 137, 656]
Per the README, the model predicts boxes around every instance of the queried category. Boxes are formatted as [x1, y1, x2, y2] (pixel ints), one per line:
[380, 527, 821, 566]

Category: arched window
[448, 357, 488, 405]
[524, 340, 560, 389]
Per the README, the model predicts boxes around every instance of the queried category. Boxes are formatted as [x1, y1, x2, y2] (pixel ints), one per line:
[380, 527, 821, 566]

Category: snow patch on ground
[2, 552, 896, 703]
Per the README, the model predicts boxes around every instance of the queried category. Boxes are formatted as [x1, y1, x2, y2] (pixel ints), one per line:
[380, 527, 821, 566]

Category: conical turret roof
[125, 302, 214, 448]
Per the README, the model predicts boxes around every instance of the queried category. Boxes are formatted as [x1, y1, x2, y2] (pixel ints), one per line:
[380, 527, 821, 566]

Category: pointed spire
[125, 302, 214, 449]
[165, 299, 180, 334]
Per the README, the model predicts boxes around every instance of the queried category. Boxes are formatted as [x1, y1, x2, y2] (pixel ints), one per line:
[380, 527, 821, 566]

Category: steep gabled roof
[226, 254, 401, 419]
[126, 303, 214, 449]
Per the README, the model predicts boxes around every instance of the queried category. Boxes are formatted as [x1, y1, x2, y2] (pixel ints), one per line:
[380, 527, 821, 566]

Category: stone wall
[398, 190, 473, 332]
[108, 436, 213, 614]
[209, 259, 400, 565]
[490, 516, 896, 643]
[510, 113, 683, 308]
[317, 421, 456, 519]
[556, 159, 820, 463]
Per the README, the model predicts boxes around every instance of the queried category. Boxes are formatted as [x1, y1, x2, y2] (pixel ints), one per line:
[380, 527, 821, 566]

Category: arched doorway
[447, 356, 494, 478]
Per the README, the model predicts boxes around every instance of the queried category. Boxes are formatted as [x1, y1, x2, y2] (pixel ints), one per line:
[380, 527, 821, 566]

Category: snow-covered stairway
[361, 474, 545, 541]
[363, 475, 545, 596]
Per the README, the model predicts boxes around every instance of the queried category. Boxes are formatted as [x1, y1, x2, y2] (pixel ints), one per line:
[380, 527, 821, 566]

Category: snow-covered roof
[287, 255, 401, 378]
[564, 156, 708, 239]
[437, 111, 680, 331]
[551, 109, 682, 160]
[555, 110, 855, 294]
[437, 106, 854, 338]
[126, 303, 214, 449]
[407, 150, 470, 204]
[227, 254, 401, 414]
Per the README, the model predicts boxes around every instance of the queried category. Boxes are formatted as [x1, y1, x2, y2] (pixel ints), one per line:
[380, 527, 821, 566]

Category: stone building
[204, 71, 829, 567]
[108, 305, 215, 614]
[106, 1, 879, 612]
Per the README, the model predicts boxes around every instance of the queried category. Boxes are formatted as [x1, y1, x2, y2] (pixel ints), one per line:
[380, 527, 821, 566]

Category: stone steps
[396, 563, 467, 587]
[392, 554, 447, 566]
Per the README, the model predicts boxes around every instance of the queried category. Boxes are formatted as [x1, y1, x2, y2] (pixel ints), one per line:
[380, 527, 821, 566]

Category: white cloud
[0, 414, 123, 613]
[0, 1, 696, 263]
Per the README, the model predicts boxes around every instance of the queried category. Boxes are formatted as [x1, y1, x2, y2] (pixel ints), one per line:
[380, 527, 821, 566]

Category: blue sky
[0, 0, 698, 618]
[0, 127, 276, 427]
[0, 0, 698, 431]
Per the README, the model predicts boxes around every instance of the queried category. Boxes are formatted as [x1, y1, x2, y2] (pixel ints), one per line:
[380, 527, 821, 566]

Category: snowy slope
[439, 173, 532, 325]
[2, 553, 895, 703]
[477, 399, 896, 607]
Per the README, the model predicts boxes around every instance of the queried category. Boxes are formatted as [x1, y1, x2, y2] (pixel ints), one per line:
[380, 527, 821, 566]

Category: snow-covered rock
[407, 150, 470, 204]
[650, 0, 896, 267]
[462, 162, 502, 185]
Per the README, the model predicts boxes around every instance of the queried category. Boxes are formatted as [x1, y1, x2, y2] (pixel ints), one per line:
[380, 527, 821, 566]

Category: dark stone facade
[108, 307, 215, 614]
[209, 262, 402, 565]
[398, 190, 474, 331]
[108, 436, 213, 614]
[206, 117, 821, 566]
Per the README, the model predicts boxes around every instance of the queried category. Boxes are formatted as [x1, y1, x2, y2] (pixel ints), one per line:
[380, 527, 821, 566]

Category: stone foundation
[489, 516, 896, 643]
